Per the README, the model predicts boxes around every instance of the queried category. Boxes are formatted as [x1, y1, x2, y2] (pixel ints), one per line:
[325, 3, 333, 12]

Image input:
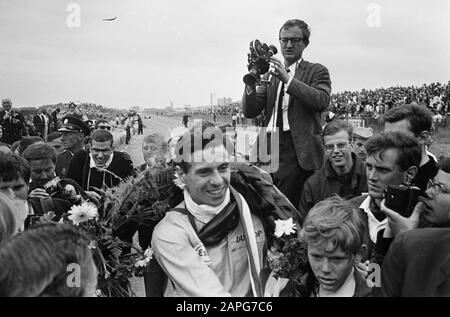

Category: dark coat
[373, 228, 450, 297]
[65, 150, 134, 190]
[33, 114, 45, 135]
[299, 152, 367, 221]
[0, 109, 25, 144]
[242, 59, 331, 171]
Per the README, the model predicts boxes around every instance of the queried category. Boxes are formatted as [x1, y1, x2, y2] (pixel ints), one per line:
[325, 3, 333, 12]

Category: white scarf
[183, 188, 230, 224]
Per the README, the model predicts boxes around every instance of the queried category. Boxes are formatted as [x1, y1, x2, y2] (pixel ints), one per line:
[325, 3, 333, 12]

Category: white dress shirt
[266, 59, 302, 132]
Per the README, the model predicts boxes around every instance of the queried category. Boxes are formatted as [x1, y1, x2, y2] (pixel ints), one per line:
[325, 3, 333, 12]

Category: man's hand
[380, 199, 424, 238]
[269, 57, 290, 84]
[28, 188, 50, 199]
[85, 190, 101, 201]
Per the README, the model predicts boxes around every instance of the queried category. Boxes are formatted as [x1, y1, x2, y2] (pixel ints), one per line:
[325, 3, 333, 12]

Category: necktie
[276, 81, 285, 131]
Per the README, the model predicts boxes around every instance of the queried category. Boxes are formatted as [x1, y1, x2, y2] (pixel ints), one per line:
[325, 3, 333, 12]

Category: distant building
[217, 97, 233, 106]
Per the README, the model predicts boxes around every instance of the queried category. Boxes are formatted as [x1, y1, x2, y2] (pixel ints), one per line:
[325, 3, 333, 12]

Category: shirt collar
[287, 58, 302, 73]
[89, 152, 114, 169]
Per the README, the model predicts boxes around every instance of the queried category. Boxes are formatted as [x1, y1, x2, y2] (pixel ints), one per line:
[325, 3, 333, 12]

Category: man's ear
[417, 130, 430, 146]
[404, 166, 419, 185]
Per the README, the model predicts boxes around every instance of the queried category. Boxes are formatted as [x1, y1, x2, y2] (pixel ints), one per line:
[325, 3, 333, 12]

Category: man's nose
[286, 39, 294, 48]
[367, 168, 377, 180]
[209, 171, 223, 186]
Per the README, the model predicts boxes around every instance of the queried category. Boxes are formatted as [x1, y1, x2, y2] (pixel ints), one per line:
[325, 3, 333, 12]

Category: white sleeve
[152, 218, 231, 297]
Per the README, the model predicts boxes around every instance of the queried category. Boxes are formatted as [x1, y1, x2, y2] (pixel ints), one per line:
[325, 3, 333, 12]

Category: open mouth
[207, 187, 225, 196]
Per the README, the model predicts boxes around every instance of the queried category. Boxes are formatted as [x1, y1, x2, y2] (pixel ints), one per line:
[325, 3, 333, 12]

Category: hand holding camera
[380, 188, 425, 238]
[243, 39, 278, 86]
[269, 57, 290, 84]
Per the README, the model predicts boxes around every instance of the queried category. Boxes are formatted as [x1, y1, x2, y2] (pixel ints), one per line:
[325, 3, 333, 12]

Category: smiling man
[65, 129, 133, 190]
[151, 121, 266, 297]
[299, 120, 367, 220]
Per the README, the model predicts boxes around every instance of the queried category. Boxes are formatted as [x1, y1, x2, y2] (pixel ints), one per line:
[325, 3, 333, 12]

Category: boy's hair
[301, 195, 367, 255]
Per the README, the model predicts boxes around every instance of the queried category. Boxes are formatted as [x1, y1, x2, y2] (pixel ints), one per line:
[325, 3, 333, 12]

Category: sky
[0, 0, 449, 109]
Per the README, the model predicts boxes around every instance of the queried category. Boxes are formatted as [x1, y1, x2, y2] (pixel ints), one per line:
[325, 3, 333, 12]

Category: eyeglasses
[98, 126, 111, 130]
[279, 37, 304, 44]
[427, 179, 450, 197]
[324, 142, 349, 152]
[91, 148, 112, 154]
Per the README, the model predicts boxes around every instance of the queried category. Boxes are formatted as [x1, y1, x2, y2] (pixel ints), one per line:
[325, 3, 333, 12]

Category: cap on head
[353, 127, 373, 140]
[58, 115, 91, 136]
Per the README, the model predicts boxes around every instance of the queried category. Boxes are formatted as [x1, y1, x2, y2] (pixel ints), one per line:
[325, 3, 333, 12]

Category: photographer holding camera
[373, 157, 450, 296]
[242, 19, 331, 208]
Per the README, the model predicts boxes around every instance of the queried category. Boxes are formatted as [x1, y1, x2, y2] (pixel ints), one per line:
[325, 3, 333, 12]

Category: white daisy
[68, 202, 98, 226]
[173, 172, 185, 189]
[274, 218, 297, 238]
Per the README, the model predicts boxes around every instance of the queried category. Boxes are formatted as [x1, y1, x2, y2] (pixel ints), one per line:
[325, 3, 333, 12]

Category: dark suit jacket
[65, 150, 134, 190]
[33, 114, 45, 134]
[0, 109, 25, 144]
[242, 59, 331, 171]
[373, 228, 450, 297]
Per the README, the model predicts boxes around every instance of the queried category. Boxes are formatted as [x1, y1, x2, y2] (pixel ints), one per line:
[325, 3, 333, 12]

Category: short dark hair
[0, 223, 96, 297]
[91, 129, 114, 146]
[46, 132, 62, 143]
[365, 131, 421, 171]
[23, 143, 57, 164]
[322, 119, 353, 142]
[175, 121, 233, 173]
[18, 136, 44, 156]
[0, 153, 31, 183]
[381, 104, 433, 136]
[279, 19, 310, 46]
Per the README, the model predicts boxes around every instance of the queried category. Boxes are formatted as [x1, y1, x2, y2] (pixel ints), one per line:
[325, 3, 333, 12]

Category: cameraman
[242, 19, 331, 208]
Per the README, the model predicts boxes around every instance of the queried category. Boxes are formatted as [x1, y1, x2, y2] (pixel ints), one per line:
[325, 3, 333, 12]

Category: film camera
[384, 184, 421, 217]
[243, 40, 278, 86]
[43, 177, 63, 196]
